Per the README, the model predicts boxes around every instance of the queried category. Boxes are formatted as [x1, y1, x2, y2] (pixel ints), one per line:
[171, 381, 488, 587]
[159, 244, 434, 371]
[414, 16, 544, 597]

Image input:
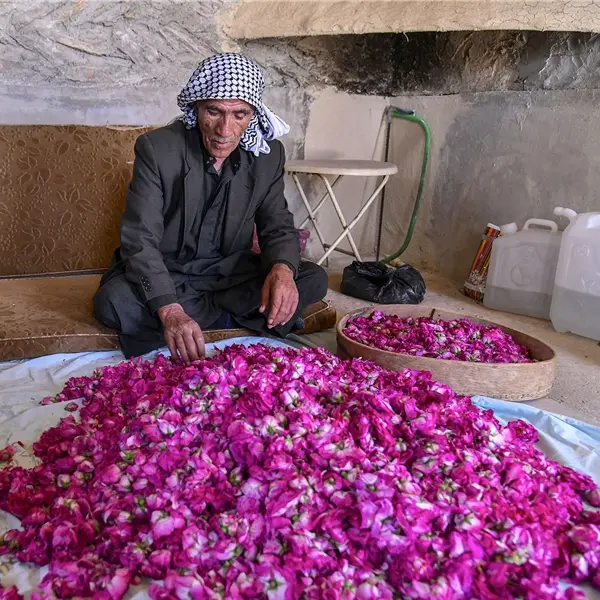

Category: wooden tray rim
[336, 306, 557, 368]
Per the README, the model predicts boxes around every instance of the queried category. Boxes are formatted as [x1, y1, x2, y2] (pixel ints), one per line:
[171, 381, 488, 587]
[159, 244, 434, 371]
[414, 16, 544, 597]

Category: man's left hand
[260, 264, 299, 329]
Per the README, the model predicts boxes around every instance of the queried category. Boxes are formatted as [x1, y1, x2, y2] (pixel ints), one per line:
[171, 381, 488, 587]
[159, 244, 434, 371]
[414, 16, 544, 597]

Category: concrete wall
[226, 0, 600, 38]
[0, 0, 314, 219]
[2, 1, 600, 280]
[0, 1, 311, 158]
[304, 89, 600, 281]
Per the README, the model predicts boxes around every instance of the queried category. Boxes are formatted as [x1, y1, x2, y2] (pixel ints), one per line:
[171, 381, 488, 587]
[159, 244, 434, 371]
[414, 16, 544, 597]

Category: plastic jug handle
[522, 218, 558, 232]
[554, 207, 578, 222]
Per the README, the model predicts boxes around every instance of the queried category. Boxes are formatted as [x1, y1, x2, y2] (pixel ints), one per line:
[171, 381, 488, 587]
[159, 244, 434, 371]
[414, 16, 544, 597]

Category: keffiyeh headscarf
[176, 53, 290, 157]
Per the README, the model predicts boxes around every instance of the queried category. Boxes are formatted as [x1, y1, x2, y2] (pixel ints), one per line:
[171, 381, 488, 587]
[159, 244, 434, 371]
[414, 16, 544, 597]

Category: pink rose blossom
[0, 445, 16, 463]
[0, 586, 23, 600]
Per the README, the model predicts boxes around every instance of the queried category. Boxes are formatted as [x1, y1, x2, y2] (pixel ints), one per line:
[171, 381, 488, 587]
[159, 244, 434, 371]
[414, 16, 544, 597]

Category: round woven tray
[337, 306, 557, 401]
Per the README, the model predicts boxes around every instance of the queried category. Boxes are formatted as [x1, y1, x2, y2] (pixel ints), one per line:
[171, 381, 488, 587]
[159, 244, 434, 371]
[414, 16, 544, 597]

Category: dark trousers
[93, 262, 328, 358]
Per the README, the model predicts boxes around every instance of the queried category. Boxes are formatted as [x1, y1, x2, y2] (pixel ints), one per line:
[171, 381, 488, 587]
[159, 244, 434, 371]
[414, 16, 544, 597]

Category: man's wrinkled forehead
[197, 98, 255, 115]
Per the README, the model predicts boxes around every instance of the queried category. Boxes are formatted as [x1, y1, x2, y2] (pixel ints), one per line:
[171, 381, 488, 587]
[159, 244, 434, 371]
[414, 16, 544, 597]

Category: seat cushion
[0, 275, 335, 361]
[0, 275, 253, 361]
[296, 301, 337, 335]
[0, 275, 119, 360]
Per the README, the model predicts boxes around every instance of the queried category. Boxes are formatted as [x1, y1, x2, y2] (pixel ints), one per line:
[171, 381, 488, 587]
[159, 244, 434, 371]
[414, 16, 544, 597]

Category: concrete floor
[303, 269, 600, 427]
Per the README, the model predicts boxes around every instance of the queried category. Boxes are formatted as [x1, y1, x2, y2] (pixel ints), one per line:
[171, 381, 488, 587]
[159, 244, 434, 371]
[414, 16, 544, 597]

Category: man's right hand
[157, 303, 205, 364]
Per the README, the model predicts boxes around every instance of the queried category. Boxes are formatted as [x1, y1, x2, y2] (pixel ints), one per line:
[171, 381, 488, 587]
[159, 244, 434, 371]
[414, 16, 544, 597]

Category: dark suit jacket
[106, 120, 300, 310]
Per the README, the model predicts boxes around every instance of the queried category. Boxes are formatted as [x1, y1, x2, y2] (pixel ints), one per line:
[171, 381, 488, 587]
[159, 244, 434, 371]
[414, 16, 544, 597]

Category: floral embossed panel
[0, 125, 152, 276]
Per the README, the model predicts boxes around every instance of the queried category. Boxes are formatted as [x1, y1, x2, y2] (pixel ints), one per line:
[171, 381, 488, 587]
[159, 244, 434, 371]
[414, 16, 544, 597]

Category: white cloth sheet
[0, 340, 597, 598]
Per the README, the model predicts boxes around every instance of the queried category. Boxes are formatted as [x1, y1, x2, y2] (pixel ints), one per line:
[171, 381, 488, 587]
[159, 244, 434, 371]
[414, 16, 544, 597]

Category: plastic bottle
[484, 219, 562, 319]
[550, 207, 600, 340]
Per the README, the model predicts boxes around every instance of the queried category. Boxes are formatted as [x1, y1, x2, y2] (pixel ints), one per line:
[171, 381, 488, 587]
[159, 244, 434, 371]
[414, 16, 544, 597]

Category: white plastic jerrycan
[550, 207, 600, 340]
[484, 218, 562, 319]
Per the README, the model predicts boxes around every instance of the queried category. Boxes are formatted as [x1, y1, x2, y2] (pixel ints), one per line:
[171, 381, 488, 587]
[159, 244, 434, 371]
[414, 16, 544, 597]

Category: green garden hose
[376, 107, 432, 264]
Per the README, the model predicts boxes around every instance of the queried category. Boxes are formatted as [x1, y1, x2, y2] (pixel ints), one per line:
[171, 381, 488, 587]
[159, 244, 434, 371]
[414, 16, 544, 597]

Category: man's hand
[260, 264, 299, 329]
[157, 303, 205, 363]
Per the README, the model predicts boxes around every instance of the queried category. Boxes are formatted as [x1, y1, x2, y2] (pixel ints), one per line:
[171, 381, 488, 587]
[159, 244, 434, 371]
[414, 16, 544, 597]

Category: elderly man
[94, 53, 328, 361]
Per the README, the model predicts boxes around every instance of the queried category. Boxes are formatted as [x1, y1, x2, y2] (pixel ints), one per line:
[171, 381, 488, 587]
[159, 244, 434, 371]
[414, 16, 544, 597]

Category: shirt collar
[199, 136, 242, 175]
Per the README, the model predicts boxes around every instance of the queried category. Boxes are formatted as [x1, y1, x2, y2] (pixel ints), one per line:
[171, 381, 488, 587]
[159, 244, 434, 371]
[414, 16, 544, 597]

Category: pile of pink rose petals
[344, 312, 533, 363]
[0, 344, 598, 599]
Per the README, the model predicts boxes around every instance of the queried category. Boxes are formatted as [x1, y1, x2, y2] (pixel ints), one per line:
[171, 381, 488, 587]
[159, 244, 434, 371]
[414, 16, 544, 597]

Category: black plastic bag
[340, 261, 426, 304]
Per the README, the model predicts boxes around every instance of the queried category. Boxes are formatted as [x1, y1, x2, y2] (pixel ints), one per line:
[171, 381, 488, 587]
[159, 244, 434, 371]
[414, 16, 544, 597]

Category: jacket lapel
[222, 160, 257, 255]
[181, 128, 205, 259]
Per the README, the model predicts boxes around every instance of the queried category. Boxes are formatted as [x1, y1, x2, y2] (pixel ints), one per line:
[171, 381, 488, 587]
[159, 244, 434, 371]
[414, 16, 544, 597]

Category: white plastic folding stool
[285, 160, 398, 266]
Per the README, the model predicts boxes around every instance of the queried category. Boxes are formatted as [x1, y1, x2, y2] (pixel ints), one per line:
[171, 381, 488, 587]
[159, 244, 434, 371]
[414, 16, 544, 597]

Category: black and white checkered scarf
[176, 53, 290, 157]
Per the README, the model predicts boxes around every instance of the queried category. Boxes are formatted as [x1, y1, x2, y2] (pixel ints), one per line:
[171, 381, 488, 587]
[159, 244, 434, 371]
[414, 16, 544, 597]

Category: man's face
[196, 99, 254, 159]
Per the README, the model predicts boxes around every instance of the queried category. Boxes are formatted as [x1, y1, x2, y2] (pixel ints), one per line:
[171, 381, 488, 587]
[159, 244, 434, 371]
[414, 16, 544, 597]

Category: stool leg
[319, 174, 362, 262]
[318, 175, 391, 265]
[298, 176, 341, 230]
[292, 173, 329, 261]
